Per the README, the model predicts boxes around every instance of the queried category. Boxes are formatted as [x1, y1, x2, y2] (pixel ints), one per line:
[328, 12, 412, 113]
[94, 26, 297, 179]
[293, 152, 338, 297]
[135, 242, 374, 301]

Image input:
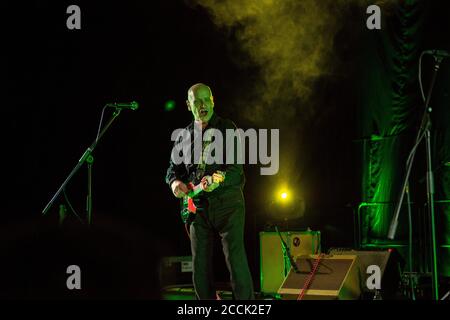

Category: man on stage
[166, 83, 254, 300]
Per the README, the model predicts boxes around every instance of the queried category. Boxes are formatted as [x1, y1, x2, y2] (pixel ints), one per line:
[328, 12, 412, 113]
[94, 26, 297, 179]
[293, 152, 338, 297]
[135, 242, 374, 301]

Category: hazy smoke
[188, 0, 392, 126]
[187, 0, 395, 188]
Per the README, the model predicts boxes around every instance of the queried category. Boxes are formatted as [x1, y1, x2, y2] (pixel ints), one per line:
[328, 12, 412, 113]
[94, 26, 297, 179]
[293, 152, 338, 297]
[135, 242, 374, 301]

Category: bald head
[187, 83, 212, 98]
[186, 83, 215, 123]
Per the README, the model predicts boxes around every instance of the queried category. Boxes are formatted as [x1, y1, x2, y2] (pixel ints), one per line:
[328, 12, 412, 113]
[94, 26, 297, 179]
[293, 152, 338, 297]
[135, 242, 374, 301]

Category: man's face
[187, 86, 214, 122]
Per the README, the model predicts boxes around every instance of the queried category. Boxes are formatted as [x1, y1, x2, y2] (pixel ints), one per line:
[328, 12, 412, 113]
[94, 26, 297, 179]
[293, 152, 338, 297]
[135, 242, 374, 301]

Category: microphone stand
[42, 108, 122, 225]
[274, 225, 300, 274]
[388, 55, 442, 300]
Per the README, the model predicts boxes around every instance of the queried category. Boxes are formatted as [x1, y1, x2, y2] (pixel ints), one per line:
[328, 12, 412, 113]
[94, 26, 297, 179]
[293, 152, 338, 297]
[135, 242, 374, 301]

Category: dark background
[2, 1, 449, 298]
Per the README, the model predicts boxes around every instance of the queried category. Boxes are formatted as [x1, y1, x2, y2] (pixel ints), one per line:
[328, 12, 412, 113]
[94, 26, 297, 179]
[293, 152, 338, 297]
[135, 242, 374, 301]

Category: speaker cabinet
[328, 249, 402, 299]
[260, 231, 321, 294]
[278, 254, 361, 300]
[159, 256, 193, 288]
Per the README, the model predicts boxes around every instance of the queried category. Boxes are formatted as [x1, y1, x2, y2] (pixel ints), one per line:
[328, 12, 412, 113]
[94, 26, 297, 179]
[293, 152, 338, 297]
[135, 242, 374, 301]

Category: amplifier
[260, 231, 321, 294]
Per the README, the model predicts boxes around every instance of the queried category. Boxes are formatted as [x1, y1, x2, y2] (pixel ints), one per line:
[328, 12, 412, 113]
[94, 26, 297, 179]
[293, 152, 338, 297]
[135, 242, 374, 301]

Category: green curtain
[359, 0, 450, 276]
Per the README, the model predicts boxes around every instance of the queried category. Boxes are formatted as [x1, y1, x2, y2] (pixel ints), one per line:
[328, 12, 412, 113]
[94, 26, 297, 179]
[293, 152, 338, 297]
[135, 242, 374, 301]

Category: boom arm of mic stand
[42, 109, 121, 216]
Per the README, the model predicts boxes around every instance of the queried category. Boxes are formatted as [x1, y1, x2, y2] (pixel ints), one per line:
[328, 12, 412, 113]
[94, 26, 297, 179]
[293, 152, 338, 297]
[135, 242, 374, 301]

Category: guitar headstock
[212, 171, 226, 184]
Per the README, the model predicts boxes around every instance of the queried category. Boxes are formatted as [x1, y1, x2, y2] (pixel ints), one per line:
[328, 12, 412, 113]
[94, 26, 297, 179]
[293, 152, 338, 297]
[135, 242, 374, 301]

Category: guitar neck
[186, 173, 224, 198]
[187, 184, 204, 198]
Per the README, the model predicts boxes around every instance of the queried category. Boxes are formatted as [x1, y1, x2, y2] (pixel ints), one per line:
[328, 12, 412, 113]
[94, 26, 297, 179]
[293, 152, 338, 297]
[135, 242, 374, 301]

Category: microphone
[106, 101, 139, 110]
[424, 49, 450, 58]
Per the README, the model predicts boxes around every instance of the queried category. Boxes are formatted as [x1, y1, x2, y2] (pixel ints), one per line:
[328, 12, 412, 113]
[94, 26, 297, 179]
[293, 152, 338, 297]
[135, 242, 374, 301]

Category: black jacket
[165, 113, 245, 200]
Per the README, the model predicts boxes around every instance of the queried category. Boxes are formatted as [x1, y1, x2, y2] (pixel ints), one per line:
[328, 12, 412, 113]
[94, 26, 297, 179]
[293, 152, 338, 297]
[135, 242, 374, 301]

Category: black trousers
[189, 192, 254, 300]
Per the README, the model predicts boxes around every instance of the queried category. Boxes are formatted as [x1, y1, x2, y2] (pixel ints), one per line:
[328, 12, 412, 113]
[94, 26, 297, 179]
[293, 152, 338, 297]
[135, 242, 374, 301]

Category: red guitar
[180, 171, 225, 224]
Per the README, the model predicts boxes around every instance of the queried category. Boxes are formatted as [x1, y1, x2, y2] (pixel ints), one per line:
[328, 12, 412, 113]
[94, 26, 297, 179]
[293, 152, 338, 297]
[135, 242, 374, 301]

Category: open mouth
[199, 109, 208, 117]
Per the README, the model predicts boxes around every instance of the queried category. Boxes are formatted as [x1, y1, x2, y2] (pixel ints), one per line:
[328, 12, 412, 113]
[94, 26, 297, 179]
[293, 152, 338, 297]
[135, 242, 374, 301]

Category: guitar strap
[194, 127, 214, 183]
[183, 126, 216, 238]
[188, 128, 214, 226]
[182, 127, 217, 239]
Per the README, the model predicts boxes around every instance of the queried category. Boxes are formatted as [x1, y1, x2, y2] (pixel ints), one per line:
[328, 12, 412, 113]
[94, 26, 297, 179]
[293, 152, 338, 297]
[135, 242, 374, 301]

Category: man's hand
[200, 176, 220, 192]
[171, 180, 189, 198]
